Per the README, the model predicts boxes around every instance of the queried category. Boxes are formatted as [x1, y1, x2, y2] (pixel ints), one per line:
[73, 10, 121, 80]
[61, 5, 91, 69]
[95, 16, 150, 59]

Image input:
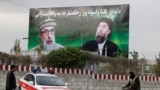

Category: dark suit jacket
[81, 40, 120, 57]
[6, 71, 16, 90]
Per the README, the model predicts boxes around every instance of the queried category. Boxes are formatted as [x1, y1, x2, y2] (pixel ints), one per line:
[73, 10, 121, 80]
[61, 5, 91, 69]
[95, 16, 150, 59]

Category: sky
[0, 0, 160, 61]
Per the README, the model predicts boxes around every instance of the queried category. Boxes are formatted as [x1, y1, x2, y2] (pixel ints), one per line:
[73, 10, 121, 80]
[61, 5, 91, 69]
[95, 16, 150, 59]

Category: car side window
[24, 74, 35, 85]
[24, 74, 30, 81]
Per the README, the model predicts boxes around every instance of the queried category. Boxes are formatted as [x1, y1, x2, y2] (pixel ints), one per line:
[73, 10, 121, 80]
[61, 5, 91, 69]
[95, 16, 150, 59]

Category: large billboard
[29, 4, 129, 57]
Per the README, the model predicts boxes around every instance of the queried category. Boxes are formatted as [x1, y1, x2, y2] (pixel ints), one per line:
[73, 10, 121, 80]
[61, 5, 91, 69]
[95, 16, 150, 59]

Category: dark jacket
[81, 40, 120, 57]
[6, 71, 16, 90]
[123, 77, 140, 90]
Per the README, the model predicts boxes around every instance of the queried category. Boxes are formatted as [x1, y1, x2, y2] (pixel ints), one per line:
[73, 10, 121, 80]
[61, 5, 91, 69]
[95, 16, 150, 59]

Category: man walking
[6, 65, 17, 90]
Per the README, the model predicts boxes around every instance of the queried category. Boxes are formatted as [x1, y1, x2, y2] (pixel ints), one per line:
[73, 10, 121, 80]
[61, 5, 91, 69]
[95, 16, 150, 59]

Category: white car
[18, 71, 70, 90]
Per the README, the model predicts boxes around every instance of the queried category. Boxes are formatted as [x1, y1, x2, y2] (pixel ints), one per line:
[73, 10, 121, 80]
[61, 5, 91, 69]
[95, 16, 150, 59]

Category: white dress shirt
[98, 40, 107, 56]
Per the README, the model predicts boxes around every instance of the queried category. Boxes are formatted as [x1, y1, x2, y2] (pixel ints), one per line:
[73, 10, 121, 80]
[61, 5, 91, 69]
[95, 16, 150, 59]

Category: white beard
[42, 36, 56, 51]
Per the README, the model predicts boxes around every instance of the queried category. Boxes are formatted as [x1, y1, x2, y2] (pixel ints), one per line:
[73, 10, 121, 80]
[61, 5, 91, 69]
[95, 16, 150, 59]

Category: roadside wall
[0, 65, 160, 90]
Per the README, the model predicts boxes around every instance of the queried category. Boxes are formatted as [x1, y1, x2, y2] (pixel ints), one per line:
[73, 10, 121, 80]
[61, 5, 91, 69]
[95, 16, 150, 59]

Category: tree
[154, 52, 160, 76]
[13, 38, 21, 55]
[47, 47, 88, 69]
[129, 50, 139, 60]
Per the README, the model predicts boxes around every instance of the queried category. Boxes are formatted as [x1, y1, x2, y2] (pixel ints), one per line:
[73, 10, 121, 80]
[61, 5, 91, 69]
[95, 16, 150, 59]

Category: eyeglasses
[40, 29, 55, 35]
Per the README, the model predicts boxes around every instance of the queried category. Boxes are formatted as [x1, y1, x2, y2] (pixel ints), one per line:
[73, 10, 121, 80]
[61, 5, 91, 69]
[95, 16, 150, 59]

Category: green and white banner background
[28, 4, 129, 57]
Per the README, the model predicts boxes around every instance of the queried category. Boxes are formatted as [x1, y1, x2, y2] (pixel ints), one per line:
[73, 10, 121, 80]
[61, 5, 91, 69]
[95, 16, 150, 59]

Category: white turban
[37, 19, 57, 30]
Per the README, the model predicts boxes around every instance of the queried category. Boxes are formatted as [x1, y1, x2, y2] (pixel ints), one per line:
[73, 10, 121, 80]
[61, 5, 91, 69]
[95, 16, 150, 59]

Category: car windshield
[36, 76, 65, 86]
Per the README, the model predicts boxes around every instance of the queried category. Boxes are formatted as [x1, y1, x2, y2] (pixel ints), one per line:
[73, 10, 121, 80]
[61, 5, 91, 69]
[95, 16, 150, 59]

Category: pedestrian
[122, 71, 140, 90]
[6, 65, 17, 90]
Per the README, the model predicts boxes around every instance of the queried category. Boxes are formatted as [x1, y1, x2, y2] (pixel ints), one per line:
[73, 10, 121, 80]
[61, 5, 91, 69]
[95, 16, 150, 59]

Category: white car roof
[24, 73, 58, 77]
[35, 73, 58, 77]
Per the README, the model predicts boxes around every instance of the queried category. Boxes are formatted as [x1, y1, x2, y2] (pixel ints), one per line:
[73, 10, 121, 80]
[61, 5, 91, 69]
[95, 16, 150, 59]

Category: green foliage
[129, 50, 138, 60]
[155, 53, 160, 76]
[13, 38, 21, 55]
[47, 47, 88, 69]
